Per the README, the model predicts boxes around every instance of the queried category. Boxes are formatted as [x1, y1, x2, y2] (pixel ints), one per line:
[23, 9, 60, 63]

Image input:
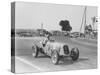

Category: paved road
[15, 37, 97, 73]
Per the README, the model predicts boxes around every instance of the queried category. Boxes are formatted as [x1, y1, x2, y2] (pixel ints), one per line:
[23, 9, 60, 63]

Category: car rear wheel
[51, 51, 59, 65]
[70, 48, 79, 61]
[32, 45, 39, 58]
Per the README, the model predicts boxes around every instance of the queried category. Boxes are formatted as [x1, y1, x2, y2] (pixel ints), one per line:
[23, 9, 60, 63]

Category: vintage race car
[32, 37, 79, 65]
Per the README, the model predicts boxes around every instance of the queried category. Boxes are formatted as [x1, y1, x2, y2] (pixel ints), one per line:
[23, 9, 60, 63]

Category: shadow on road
[36, 55, 50, 58]
[32, 54, 89, 66]
[78, 58, 89, 62]
[35, 54, 89, 66]
[59, 57, 89, 65]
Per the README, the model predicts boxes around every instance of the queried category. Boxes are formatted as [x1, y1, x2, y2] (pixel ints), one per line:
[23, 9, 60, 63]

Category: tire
[70, 48, 79, 61]
[63, 45, 69, 54]
[32, 45, 39, 58]
[51, 50, 59, 65]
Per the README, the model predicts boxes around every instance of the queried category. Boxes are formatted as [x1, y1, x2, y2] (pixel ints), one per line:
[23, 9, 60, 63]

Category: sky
[15, 2, 97, 32]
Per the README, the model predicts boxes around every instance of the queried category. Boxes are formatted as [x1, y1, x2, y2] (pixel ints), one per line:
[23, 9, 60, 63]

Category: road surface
[14, 36, 97, 73]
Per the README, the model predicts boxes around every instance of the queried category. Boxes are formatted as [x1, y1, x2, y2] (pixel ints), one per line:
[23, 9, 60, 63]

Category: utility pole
[41, 22, 43, 30]
[41, 22, 44, 36]
[84, 6, 87, 33]
[91, 16, 96, 30]
[80, 6, 87, 33]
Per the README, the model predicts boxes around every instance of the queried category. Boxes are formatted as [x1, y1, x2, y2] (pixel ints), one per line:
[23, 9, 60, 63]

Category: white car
[32, 37, 79, 65]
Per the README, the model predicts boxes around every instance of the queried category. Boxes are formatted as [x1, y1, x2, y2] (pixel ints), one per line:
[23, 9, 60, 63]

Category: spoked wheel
[32, 45, 39, 58]
[51, 51, 59, 65]
[70, 48, 79, 61]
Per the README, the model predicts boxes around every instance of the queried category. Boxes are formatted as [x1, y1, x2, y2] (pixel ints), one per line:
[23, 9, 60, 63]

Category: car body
[32, 37, 79, 65]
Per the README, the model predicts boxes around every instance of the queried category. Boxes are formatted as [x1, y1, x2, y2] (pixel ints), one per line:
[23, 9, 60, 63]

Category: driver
[42, 34, 50, 47]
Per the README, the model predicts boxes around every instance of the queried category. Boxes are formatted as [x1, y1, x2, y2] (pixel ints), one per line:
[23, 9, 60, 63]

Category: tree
[59, 20, 72, 32]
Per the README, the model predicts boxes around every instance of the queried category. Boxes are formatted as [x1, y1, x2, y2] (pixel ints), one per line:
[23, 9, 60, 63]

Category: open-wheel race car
[32, 36, 79, 65]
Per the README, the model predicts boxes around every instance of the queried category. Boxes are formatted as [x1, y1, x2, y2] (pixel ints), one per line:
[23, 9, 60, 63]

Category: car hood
[47, 41, 66, 48]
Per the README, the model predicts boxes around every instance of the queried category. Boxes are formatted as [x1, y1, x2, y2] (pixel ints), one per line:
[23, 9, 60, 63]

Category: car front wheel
[32, 45, 39, 58]
[51, 50, 59, 65]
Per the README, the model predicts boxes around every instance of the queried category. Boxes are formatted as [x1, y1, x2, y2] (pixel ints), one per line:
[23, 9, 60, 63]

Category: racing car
[32, 35, 79, 65]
